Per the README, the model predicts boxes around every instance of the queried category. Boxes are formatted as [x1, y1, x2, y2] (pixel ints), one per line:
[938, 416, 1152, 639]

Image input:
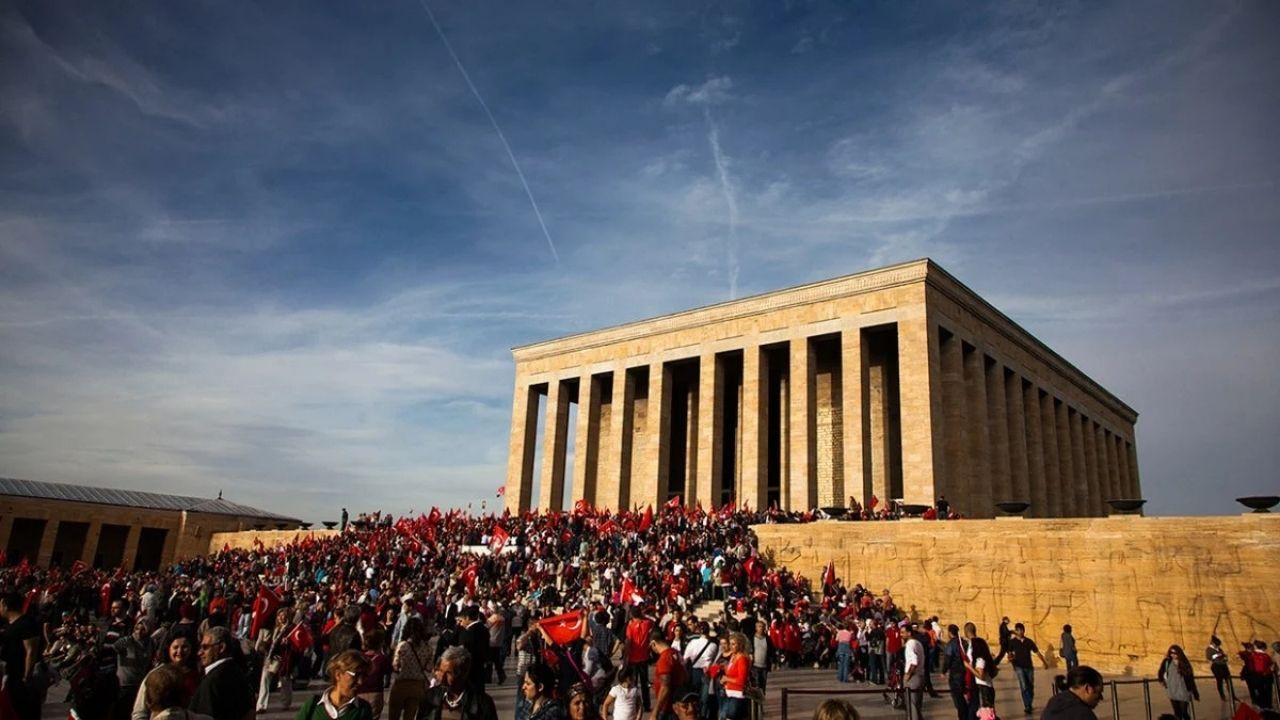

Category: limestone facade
[504, 259, 1139, 518]
[754, 516, 1280, 675]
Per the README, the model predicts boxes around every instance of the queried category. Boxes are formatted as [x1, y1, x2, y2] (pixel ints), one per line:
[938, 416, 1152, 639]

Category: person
[962, 623, 996, 720]
[749, 621, 770, 694]
[144, 664, 214, 720]
[682, 623, 718, 720]
[812, 699, 860, 720]
[342, 508, 349, 531]
[835, 622, 854, 684]
[1248, 640, 1276, 709]
[1040, 666, 1105, 720]
[996, 618, 1012, 665]
[388, 618, 432, 720]
[567, 683, 598, 720]
[116, 618, 155, 720]
[1006, 623, 1048, 715]
[458, 606, 490, 694]
[295, 649, 374, 720]
[485, 603, 507, 686]
[1205, 636, 1232, 701]
[671, 690, 700, 720]
[940, 624, 968, 720]
[191, 626, 254, 720]
[1157, 644, 1199, 720]
[133, 636, 202, 720]
[0, 590, 44, 720]
[518, 663, 565, 720]
[357, 628, 389, 719]
[650, 631, 685, 720]
[715, 632, 750, 720]
[902, 625, 926, 720]
[1060, 626, 1078, 672]
[601, 667, 642, 720]
[417, 646, 497, 720]
[257, 607, 299, 713]
[624, 608, 655, 713]
[328, 606, 364, 660]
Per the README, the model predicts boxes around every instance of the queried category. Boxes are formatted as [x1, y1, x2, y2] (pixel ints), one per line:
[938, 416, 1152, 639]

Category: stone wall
[754, 515, 1280, 676]
[209, 528, 339, 554]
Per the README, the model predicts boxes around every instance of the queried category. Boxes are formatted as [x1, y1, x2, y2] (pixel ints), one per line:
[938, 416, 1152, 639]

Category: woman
[296, 649, 374, 720]
[835, 623, 854, 683]
[142, 664, 213, 720]
[1158, 645, 1199, 720]
[518, 663, 566, 720]
[132, 636, 201, 720]
[717, 632, 751, 720]
[257, 608, 300, 713]
[566, 683, 598, 720]
[387, 618, 431, 720]
[357, 628, 390, 719]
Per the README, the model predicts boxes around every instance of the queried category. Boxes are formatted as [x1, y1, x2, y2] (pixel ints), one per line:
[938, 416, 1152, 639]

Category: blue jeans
[837, 647, 853, 682]
[720, 696, 747, 720]
[1014, 665, 1035, 709]
[868, 652, 884, 684]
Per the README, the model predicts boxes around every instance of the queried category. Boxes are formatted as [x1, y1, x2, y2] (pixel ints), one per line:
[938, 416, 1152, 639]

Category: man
[625, 606, 656, 712]
[995, 617, 1012, 664]
[962, 623, 996, 720]
[327, 605, 364, 660]
[458, 606, 490, 693]
[902, 624, 927, 720]
[682, 622, 719, 720]
[1205, 635, 1231, 701]
[1040, 666, 1105, 720]
[485, 602, 506, 685]
[671, 688, 701, 720]
[940, 624, 968, 720]
[417, 646, 498, 720]
[750, 620, 770, 693]
[0, 591, 43, 720]
[1007, 623, 1049, 714]
[192, 626, 255, 720]
[649, 630, 686, 720]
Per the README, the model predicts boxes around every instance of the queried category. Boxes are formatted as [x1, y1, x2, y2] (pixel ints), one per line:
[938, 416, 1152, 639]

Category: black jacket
[416, 686, 498, 720]
[1041, 690, 1097, 720]
[191, 660, 254, 720]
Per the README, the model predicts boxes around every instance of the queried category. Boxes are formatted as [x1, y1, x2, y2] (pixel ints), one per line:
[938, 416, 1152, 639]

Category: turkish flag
[69, 560, 87, 575]
[869, 495, 879, 510]
[639, 506, 653, 532]
[496, 486, 506, 497]
[598, 519, 618, 535]
[463, 564, 480, 593]
[99, 581, 112, 616]
[664, 495, 682, 511]
[250, 585, 282, 640]
[538, 610, 585, 646]
[823, 561, 837, 588]
[489, 526, 510, 555]
[288, 622, 314, 654]
[574, 498, 592, 516]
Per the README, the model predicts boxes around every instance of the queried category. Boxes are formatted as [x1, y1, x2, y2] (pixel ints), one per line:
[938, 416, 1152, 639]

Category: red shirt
[654, 647, 684, 712]
[626, 618, 654, 663]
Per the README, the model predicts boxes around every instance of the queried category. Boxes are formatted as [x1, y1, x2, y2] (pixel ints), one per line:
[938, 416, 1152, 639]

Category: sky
[1, 0, 1277, 522]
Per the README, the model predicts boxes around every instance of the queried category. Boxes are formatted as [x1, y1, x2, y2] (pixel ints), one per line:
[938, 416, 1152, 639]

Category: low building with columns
[1, 477, 299, 570]
[504, 259, 1139, 518]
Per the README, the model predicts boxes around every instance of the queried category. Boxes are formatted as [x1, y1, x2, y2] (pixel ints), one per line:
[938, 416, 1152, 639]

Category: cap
[674, 688, 700, 705]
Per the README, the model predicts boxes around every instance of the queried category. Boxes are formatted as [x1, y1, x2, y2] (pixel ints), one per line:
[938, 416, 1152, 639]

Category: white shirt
[904, 637, 924, 673]
[203, 657, 233, 675]
[967, 644, 992, 687]
[608, 684, 641, 720]
[683, 636, 720, 670]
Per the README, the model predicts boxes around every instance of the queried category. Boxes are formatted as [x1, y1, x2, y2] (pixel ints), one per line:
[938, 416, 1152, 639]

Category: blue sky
[1, 1, 1276, 521]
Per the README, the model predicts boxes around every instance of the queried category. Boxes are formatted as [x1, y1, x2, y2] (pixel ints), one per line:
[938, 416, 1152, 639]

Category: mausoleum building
[504, 259, 1139, 518]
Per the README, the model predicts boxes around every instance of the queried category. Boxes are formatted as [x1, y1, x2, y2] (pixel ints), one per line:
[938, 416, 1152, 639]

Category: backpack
[1249, 651, 1271, 676]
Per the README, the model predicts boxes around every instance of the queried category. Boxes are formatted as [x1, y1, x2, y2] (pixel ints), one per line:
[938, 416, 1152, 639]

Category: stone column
[788, 336, 816, 511]
[602, 366, 636, 511]
[1040, 394, 1062, 517]
[939, 331, 968, 509]
[572, 374, 602, 507]
[81, 520, 103, 566]
[34, 519, 59, 568]
[1115, 434, 1132, 500]
[505, 381, 540, 514]
[740, 343, 768, 510]
[1092, 423, 1111, 503]
[897, 311, 942, 507]
[986, 360, 1012, 508]
[1127, 441, 1142, 500]
[963, 346, 992, 518]
[1005, 372, 1030, 503]
[1023, 384, 1047, 517]
[1082, 417, 1101, 516]
[1069, 410, 1092, 516]
[840, 326, 867, 507]
[695, 352, 723, 509]
[538, 379, 571, 511]
[121, 524, 140, 571]
[1055, 400, 1076, 517]
[1103, 430, 1121, 500]
[634, 361, 672, 507]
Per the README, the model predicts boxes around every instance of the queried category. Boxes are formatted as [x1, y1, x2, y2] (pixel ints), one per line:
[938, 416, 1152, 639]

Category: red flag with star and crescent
[250, 585, 282, 640]
[489, 526, 510, 555]
[537, 610, 585, 646]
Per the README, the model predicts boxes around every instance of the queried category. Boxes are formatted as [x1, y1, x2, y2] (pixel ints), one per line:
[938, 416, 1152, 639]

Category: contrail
[703, 105, 739, 299]
[416, 0, 559, 263]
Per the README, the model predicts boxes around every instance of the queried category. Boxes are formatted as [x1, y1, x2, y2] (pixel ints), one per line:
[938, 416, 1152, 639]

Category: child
[601, 666, 642, 720]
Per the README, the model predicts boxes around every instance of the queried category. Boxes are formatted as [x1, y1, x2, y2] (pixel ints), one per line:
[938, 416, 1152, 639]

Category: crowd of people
[0, 501, 1276, 720]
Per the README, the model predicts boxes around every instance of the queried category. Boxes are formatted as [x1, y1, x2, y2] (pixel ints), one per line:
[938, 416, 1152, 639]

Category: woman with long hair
[1158, 644, 1199, 720]
[387, 618, 432, 720]
[131, 636, 201, 720]
[519, 663, 566, 720]
[717, 632, 751, 720]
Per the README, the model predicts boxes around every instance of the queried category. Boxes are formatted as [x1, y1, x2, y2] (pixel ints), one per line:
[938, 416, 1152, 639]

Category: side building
[0, 477, 299, 570]
[504, 259, 1139, 518]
